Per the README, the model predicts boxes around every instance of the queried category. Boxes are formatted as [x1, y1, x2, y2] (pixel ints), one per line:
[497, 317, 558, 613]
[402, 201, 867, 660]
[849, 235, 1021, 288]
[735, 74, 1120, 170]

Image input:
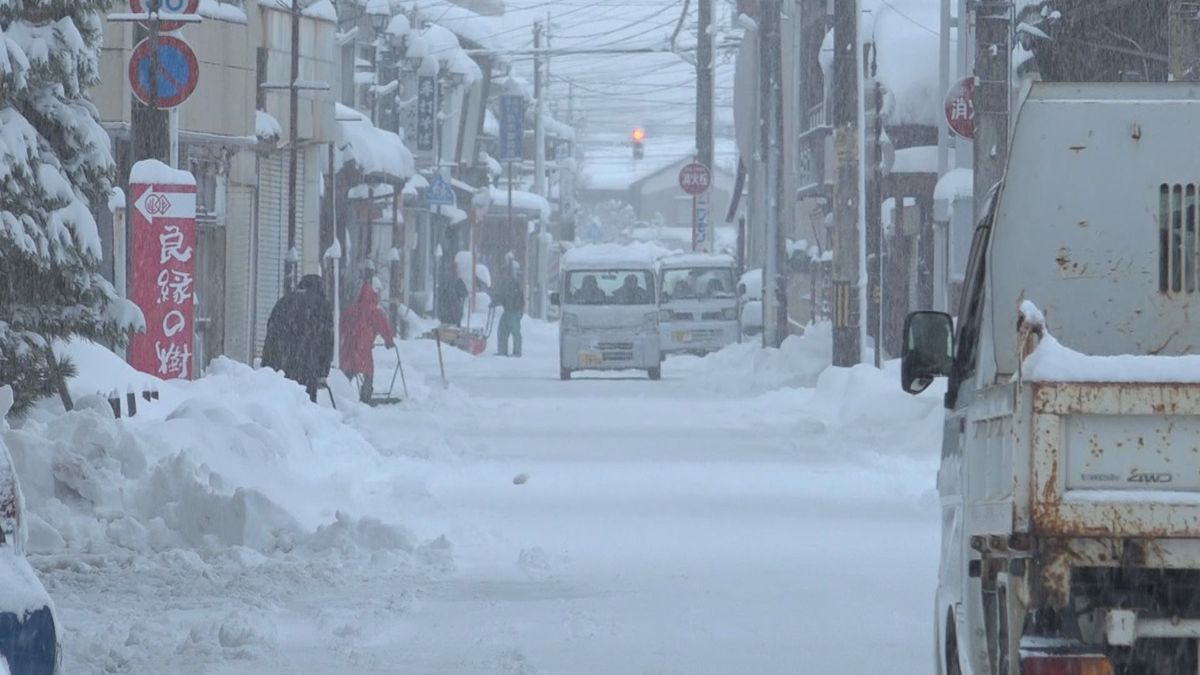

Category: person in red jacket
[340, 279, 395, 402]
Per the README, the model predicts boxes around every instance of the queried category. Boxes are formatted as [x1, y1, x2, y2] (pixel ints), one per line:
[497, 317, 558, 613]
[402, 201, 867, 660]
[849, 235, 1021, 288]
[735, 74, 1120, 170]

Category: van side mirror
[550, 291, 560, 306]
[902, 311, 954, 395]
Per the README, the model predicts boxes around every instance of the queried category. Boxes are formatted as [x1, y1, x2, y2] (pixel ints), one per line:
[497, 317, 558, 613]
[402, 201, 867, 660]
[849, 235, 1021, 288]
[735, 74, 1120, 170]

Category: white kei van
[552, 244, 665, 380]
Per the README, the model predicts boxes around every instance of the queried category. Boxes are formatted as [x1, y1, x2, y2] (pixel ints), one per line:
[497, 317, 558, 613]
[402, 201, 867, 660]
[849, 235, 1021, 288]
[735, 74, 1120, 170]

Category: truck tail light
[1022, 655, 1112, 675]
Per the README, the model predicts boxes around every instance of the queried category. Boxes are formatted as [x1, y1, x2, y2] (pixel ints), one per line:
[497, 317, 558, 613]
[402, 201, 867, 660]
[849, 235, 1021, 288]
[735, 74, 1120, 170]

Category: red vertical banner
[128, 161, 198, 380]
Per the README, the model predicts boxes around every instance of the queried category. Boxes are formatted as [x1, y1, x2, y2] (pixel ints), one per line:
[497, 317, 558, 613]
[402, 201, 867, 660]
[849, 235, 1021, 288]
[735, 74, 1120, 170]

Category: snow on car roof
[657, 252, 735, 269]
[561, 243, 675, 270]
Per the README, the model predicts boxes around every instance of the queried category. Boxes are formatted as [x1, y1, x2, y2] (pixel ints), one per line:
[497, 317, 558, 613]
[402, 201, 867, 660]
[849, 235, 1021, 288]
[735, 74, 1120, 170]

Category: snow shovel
[318, 379, 337, 410]
[361, 344, 406, 406]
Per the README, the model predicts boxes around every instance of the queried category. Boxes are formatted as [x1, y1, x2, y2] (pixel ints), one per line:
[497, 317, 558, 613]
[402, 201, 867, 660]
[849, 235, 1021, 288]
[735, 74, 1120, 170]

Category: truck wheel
[648, 366, 662, 381]
[560, 368, 572, 381]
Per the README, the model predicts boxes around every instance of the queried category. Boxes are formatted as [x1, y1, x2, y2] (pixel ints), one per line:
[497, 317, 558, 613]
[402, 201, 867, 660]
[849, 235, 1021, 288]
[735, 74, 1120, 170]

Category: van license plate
[580, 351, 603, 367]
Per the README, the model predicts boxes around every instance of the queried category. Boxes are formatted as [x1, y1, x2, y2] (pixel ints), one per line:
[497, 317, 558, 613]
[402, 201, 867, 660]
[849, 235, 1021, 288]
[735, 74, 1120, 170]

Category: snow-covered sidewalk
[8, 322, 943, 673]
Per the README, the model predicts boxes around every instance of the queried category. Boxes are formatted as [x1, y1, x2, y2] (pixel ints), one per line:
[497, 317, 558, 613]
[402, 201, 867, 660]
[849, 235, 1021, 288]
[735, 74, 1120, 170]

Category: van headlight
[642, 311, 659, 334]
[562, 312, 580, 334]
[658, 309, 673, 322]
[722, 307, 738, 321]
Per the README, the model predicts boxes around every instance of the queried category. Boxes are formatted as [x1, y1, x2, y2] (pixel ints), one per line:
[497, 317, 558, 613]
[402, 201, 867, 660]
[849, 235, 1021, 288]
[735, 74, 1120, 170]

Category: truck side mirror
[902, 311, 955, 395]
[549, 291, 560, 306]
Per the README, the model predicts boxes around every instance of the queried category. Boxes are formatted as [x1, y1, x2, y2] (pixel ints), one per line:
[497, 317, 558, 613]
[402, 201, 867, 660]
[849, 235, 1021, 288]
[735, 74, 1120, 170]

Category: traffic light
[632, 128, 645, 160]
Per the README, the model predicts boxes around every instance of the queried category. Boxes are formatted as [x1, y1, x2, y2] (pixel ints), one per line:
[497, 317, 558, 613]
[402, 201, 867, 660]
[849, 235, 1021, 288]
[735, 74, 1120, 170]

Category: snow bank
[676, 323, 833, 394]
[807, 360, 943, 431]
[5, 346, 454, 568]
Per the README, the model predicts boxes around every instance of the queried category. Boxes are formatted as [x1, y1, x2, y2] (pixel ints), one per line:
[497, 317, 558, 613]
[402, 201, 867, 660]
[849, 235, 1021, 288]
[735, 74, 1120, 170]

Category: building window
[1160, 183, 1198, 294]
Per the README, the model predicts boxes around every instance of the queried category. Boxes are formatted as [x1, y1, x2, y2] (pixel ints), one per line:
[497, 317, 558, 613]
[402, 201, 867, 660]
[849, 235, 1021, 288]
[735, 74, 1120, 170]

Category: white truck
[903, 83, 1200, 675]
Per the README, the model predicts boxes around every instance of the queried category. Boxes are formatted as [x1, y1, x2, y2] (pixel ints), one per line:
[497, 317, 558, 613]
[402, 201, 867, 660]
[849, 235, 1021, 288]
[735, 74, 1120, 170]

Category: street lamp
[406, 33, 429, 71]
[365, 0, 389, 31]
[386, 14, 411, 46]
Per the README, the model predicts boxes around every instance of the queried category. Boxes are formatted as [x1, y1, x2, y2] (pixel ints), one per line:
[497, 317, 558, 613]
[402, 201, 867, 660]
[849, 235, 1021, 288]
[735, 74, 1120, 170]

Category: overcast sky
[485, 0, 737, 150]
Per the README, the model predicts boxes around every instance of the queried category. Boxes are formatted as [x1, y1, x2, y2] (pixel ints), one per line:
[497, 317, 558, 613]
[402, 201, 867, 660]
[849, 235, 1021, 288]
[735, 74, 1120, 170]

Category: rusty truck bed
[1030, 382, 1200, 538]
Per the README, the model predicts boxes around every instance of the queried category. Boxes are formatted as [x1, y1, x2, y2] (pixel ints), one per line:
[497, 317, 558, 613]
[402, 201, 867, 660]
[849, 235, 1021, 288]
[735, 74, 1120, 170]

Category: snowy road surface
[29, 321, 942, 674]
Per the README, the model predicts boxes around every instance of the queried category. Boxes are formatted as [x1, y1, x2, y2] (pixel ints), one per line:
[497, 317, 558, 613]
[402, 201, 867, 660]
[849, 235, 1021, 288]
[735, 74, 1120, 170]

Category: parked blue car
[0, 434, 57, 675]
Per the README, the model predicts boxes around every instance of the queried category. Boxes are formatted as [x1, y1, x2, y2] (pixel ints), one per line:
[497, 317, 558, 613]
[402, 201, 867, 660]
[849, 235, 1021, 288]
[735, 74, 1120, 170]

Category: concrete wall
[258, 7, 337, 145]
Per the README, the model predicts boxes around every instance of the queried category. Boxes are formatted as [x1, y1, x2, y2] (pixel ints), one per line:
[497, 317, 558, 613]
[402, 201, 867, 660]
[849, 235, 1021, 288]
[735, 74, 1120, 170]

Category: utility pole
[285, 2, 301, 292]
[696, 0, 714, 255]
[760, 0, 787, 348]
[533, 22, 546, 198]
[531, 21, 546, 319]
[973, 1, 1011, 222]
[696, 0, 714, 182]
[1169, 0, 1200, 81]
[832, 0, 862, 366]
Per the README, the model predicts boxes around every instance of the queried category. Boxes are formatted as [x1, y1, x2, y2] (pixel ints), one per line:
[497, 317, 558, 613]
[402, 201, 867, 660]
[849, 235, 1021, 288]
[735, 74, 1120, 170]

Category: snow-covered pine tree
[0, 0, 141, 415]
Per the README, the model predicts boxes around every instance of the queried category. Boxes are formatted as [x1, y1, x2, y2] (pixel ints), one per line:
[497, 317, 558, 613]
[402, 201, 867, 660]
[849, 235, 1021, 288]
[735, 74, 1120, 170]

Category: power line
[874, 0, 939, 37]
[550, 1, 684, 40]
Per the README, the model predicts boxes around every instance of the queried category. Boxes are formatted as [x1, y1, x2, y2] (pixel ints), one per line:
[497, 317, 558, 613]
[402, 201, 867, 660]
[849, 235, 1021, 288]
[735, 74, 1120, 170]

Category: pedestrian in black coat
[261, 274, 334, 402]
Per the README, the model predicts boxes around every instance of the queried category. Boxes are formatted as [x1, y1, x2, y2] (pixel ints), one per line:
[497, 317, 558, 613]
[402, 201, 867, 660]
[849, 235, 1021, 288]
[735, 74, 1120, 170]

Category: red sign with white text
[128, 178, 197, 380]
[944, 76, 976, 140]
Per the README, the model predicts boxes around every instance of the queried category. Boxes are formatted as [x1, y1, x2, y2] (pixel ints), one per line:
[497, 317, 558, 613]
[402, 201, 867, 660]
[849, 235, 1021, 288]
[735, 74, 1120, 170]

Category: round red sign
[679, 162, 712, 196]
[944, 76, 976, 140]
[130, 0, 200, 33]
[128, 35, 200, 109]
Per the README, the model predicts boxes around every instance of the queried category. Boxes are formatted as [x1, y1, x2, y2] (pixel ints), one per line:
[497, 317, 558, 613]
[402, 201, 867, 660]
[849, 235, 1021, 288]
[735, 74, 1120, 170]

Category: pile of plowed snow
[3, 341, 452, 565]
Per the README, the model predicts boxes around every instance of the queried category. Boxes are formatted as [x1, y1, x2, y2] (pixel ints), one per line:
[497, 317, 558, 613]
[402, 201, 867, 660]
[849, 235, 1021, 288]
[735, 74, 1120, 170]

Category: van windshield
[565, 270, 655, 305]
[661, 267, 735, 301]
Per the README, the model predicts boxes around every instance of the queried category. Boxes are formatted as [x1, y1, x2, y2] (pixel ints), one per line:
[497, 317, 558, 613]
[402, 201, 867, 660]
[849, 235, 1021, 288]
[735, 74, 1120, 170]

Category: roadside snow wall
[3, 343, 448, 561]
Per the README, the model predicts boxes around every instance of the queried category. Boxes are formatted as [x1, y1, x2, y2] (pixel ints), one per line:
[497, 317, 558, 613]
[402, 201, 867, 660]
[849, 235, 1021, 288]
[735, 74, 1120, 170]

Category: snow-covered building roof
[934, 168, 973, 203]
[562, 242, 675, 270]
[420, 24, 461, 64]
[400, 0, 507, 53]
[198, 0, 249, 23]
[580, 134, 738, 193]
[818, 0, 941, 128]
[262, 0, 337, 23]
[488, 186, 550, 220]
[335, 103, 414, 181]
[891, 145, 938, 175]
[866, 0, 941, 127]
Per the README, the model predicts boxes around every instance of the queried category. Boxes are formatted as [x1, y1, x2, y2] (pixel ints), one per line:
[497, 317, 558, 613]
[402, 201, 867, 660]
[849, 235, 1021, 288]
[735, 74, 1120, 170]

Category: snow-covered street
[14, 322, 943, 674]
